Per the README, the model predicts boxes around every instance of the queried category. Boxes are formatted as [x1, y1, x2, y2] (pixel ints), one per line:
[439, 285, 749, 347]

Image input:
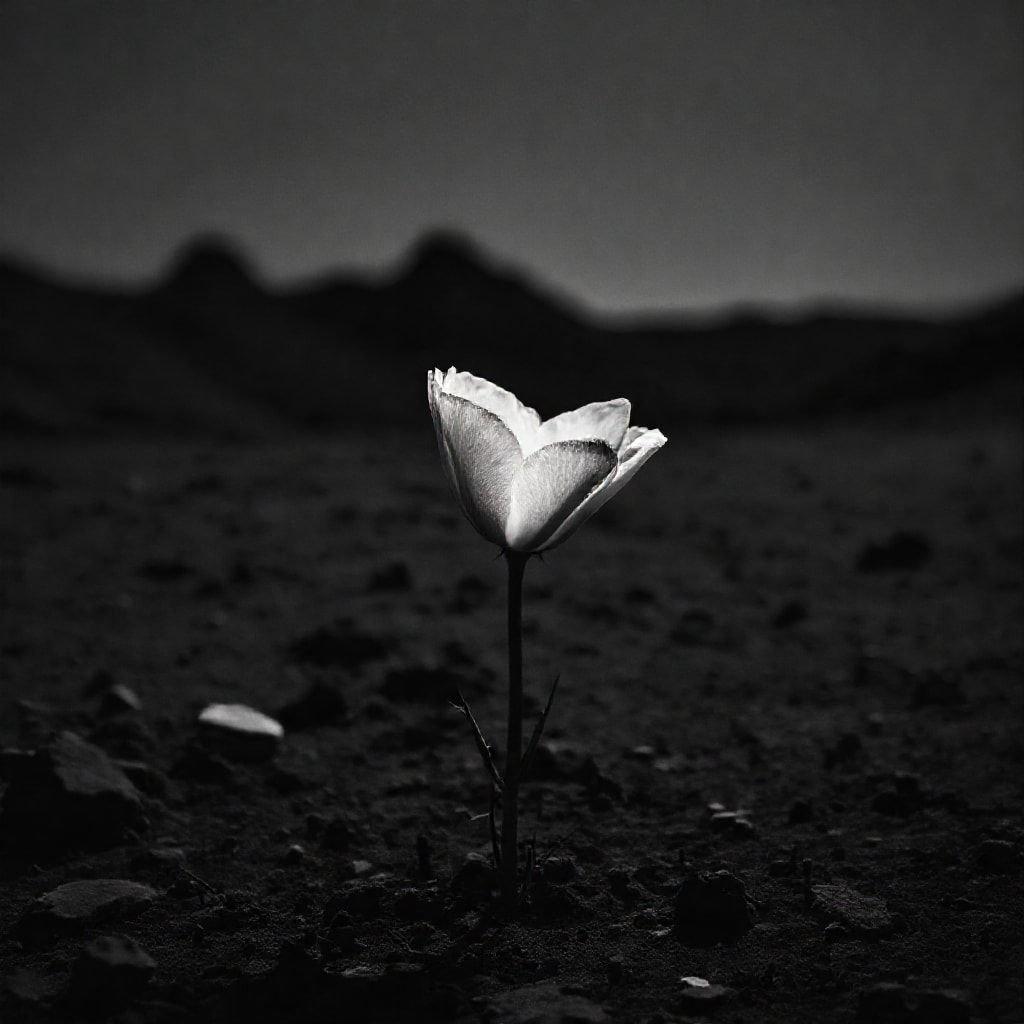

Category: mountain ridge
[2, 232, 1021, 436]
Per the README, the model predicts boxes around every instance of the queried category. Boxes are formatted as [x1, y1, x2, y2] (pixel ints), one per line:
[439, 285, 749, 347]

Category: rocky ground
[1, 384, 1021, 1022]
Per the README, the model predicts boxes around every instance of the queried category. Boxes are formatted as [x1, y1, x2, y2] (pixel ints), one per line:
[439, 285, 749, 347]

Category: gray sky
[1, 1, 1021, 312]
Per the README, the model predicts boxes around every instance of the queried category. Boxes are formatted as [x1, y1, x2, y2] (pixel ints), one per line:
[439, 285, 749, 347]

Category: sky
[1, 1, 1021, 313]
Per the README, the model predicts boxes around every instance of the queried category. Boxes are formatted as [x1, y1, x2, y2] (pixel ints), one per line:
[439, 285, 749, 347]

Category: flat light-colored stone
[678, 981, 734, 1009]
[199, 702, 283, 737]
[198, 703, 283, 761]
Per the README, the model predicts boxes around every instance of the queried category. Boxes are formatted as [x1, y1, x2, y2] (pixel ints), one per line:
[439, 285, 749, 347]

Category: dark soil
[1, 389, 1021, 1022]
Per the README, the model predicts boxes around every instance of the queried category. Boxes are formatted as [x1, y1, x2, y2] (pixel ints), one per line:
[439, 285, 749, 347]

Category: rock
[528, 740, 579, 781]
[287, 619, 388, 668]
[282, 843, 306, 865]
[20, 879, 158, 943]
[198, 703, 283, 762]
[132, 844, 187, 872]
[978, 838, 1016, 872]
[276, 680, 348, 731]
[856, 531, 931, 572]
[0, 731, 144, 852]
[115, 759, 169, 797]
[625, 743, 657, 761]
[677, 975, 734, 1012]
[484, 981, 608, 1023]
[709, 809, 755, 836]
[451, 851, 495, 897]
[673, 870, 755, 946]
[857, 982, 970, 1023]
[99, 683, 142, 714]
[67, 934, 156, 1010]
[811, 882, 893, 938]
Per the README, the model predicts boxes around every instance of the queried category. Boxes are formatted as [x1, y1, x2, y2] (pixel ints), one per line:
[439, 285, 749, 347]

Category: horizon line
[2, 230, 1021, 328]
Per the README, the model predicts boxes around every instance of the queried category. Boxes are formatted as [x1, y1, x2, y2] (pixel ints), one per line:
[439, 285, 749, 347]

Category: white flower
[427, 367, 667, 552]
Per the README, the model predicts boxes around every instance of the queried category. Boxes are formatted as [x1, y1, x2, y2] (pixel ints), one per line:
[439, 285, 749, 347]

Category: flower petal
[539, 427, 667, 550]
[620, 424, 648, 451]
[505, 440, 618, 552]
[428, 368, 457, 490]
[434, 391, 523, 545]
[534, 399, 631, 454]
[440, 367, 541, 451]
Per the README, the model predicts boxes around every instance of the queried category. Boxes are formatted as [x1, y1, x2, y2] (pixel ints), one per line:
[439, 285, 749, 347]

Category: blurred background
[2, 0, 1021, 433]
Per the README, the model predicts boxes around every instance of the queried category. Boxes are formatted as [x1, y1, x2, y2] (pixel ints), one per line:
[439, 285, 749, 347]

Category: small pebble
[283, 843, 306, 864]
[100, 684, 142, 714]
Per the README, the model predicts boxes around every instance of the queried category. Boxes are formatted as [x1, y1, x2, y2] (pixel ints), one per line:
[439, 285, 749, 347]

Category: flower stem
[501, 549, 528, 910]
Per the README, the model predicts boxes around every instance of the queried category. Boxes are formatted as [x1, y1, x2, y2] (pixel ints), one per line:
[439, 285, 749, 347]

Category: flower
[427, 367, 667, 552]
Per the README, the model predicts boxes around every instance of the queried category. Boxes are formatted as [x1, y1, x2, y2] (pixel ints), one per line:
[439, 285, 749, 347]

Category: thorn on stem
[452, 688, 504, 792]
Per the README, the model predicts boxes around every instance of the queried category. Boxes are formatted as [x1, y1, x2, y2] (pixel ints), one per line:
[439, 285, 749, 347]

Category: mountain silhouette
[1, 232, 1021, 435]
